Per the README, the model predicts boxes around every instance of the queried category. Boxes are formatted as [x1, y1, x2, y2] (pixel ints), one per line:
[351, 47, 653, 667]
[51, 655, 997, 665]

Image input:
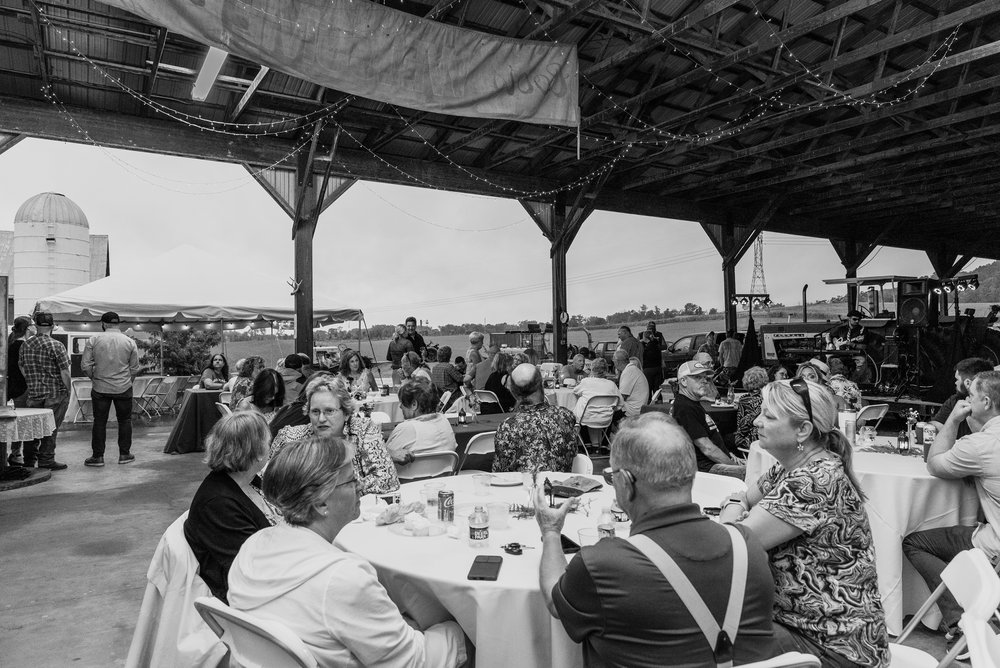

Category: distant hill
[960, 260, 1000, 301]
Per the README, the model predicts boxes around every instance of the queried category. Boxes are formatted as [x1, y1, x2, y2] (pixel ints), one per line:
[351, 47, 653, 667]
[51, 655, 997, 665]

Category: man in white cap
[671, 361, 745, 479]
[82, 311, 140, 466]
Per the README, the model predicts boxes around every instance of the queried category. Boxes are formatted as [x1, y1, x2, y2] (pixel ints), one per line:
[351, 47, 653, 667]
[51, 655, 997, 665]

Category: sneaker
[84, 456, 105, 467]
[7, 453, 24, 466]
[38, 461, 68, 471]
[118, 454, 135, 465]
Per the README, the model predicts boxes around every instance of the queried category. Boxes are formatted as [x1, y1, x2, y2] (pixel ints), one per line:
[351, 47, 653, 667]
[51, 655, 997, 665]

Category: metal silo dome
[14, 192, 89, 228]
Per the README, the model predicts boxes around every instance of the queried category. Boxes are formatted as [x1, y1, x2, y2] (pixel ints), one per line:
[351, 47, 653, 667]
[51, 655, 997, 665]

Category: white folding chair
[577, 394, 620, 449]
[856, 403, 889, 431]
[692, 471, 747, 503]
[218, 391, 232, 406]
[369, 411, 391, 425]
[571, 438, 593, 474]
[650, 388, 662, 404]
[895, 548, 1000, 667]
[152, 376, 180, 415]
[194, 596, 318, 668]
[437, 390, 453, 413]
[216, 402, 233, 417]
[72, 378, 93, 422]
[740, 653, 820, 667]
[457, 431, 496, 474]
[474, 390, 501, 408]
[137, 377, 165, 418]
[395, 450, 460, 481]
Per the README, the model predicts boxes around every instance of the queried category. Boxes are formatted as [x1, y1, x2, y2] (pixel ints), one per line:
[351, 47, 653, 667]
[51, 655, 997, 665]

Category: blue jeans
[91, 388, 133, 457]
[23, 394, 69, 466]
[902, 525, 976, 631]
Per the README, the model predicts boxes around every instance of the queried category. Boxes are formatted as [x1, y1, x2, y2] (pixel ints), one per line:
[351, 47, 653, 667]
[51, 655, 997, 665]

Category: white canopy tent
[34, 245, 361, 330]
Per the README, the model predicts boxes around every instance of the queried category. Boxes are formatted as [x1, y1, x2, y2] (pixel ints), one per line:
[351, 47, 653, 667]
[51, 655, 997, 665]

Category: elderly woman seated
[183, 411, 276, 603]
[271, 375, 399, 497]
[720, 379, 889, 666]
[385, 379, 458, 465]
[560, 354, 587, 384]
[573, 358, 622, 423]
[735, 366, 768, 451]
[228, 437, 468, 667]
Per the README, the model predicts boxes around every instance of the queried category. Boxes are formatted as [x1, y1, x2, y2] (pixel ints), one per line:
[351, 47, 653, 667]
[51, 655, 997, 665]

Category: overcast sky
[0, 137, 985, 326]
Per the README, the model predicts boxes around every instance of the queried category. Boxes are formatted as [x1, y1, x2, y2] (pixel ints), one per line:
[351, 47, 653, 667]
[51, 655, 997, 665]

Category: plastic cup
[472, 474, 492, 496]
[488, 502, 510, 530]
[578, 527, 600, 547]
[858, 426, 877, 447]
[422, 482, 444, 519]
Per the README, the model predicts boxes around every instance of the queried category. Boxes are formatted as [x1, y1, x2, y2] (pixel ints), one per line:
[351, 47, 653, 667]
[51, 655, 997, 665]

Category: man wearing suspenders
[534, 413, 783, 667]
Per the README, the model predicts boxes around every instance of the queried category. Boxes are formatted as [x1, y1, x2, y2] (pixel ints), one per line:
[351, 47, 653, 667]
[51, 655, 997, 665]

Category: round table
[335, 472, 745, 668]
[544, 388, 578, 412]
[746, 440, 980, 635]
[162, 389, 222, 454]
[363, 392, 404, 423]
[0, 407, 57, 490]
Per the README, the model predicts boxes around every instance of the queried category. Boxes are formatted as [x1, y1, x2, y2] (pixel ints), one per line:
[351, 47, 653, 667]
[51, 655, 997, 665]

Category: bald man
[492, 363, 578, 473]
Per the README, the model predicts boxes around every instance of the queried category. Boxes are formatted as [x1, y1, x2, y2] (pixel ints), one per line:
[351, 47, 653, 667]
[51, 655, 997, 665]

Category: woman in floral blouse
[269, 375, 399, 497]
[734, 366, 768, 451]
[720, 378, 888, 667]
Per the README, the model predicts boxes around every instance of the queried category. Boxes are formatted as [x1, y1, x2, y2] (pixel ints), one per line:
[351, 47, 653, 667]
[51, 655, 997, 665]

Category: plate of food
[490, 472, 524, 487]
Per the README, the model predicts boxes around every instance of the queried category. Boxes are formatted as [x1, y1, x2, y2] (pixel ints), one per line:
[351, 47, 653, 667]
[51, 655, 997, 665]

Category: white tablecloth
[544, 388, 578, 412]
[335, 472, 744, 668]
[746, 440, 980, 635]
[363, 392, 404, 423]
[0, 408, 55, 442]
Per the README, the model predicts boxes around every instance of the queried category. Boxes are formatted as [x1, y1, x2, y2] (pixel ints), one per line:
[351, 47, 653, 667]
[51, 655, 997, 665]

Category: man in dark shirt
[385, 324, 414, 385]
[672, 361, 744, 479]
[615, 325, 643, 361]
[930, 357, 995, 440]
[404, 316, 427, 357]
[534, 413, 779, 667]
[640, 321, 665, 401]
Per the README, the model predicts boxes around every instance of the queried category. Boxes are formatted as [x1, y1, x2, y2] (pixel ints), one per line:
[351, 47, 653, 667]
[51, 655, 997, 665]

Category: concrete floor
[0, 418, 967, 667]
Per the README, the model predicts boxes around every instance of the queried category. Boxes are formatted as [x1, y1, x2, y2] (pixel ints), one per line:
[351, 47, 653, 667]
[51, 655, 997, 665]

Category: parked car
[660, 332, 712, 378]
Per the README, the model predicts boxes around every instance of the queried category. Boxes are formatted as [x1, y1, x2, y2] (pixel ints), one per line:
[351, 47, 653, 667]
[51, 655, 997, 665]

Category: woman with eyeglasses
[270, 375, 399, 497]
[200, 353, 229, 390]
[719, 379, 888, 667]
[228, 436, 468, 667]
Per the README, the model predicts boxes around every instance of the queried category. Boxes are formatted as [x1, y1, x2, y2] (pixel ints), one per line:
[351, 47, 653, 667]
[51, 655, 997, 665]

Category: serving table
[335, 472, 744, 668]
[746, 440, 980, 635]
[162, 389, 221, 454]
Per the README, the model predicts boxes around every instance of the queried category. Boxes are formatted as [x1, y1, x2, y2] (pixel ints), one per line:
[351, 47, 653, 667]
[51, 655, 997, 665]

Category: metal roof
[1, 0, 1000, 267]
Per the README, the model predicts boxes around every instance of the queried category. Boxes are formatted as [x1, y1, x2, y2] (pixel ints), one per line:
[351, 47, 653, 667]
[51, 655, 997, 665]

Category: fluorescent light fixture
[192, 47, 228, 101]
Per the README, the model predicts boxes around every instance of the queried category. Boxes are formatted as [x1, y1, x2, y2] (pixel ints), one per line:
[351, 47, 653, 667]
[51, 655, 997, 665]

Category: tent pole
[159, 331, 164, 376]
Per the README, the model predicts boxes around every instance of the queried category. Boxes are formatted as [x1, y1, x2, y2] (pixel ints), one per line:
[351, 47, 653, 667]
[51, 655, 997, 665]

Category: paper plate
[388, 523, 447, 538]
[490, 472, 524, 487]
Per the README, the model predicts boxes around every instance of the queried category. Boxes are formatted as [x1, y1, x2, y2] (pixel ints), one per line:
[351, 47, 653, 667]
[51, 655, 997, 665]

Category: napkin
[375, 501, 426, 525]
[551, 475, 604, 497]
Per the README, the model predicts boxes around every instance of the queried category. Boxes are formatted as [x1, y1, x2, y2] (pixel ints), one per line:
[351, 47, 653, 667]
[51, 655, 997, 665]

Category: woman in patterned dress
[270, 375, 399, 497]
[719, 378, 889, 668]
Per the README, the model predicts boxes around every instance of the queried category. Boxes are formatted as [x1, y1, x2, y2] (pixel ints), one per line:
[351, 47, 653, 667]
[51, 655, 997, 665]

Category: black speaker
[897, 280, 935, 327]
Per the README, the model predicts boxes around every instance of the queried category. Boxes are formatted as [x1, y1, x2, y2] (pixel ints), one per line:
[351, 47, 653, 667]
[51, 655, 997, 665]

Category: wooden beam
[27, 0, 50, 90]
[230, 66, 270, 122]
[525, 0, 604, 39]
[143, 27, 167, 99]
[723, 194, 783, 269]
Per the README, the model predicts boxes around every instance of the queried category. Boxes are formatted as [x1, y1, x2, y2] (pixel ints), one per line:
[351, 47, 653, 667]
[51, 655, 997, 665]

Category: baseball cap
[283, 353, 303, 369]
[807, 358, 831, 376]
[101, 311, 121, 324]
[33, 311, 54, 327]
[677, 361, 713, 380]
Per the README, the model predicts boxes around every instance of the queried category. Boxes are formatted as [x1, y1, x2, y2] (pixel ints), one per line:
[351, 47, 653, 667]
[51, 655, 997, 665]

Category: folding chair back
[945, 549, 1000, 668]
[153, 376, 180, 414]
[194, 596, 317, 668]
[216, 402, 233, 417]
[855, 403, 889, 430]
[474, 390, 501, 406]
[71, 378, 93, 422]
[692, 472, 747, 502]
[369, 411, 392, 425]
[578, 394, 619, 428]
[137, 377, 165, 418]
[458, 431, 496, 473]
[395, 450, 459, 481]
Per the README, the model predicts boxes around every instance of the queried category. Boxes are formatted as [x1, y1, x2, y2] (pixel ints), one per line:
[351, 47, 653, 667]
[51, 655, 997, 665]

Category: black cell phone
[702, 506, 721, 517]
[468, 555, 503, 581]
[560, 534, 581, 554]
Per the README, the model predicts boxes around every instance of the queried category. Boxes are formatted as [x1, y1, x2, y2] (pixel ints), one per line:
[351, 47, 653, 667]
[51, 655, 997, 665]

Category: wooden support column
[830, 226, 894, 311]
[722, 225, 737, 332]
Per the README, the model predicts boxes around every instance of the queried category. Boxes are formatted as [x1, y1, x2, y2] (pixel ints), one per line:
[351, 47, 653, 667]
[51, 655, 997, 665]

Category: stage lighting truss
[934, 275, 979, 295]
[731, 293, 772, 308]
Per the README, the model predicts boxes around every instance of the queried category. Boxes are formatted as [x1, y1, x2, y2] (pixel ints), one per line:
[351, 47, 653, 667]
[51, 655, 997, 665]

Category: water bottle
[597, 505, 616, 539]
[726, 383, 735, 405]
[469, 505, 490, 548]
[458, 406, 467, 425]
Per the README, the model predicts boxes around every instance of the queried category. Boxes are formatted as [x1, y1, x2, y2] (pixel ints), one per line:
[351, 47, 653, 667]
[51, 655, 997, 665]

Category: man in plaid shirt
[19, 311, 71, 470]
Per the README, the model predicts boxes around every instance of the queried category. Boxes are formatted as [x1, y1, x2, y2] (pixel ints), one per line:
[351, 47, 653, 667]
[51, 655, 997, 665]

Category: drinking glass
[488, 502, 510, 530]
[472, 474, 492, 496]
[578, 528, 600, 547]
[858, 426, 877, 447]
[422, 482, 444, 519]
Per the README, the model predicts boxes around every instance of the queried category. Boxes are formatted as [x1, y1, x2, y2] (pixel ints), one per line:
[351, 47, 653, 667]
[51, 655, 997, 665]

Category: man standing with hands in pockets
[83, 311, 140, 467]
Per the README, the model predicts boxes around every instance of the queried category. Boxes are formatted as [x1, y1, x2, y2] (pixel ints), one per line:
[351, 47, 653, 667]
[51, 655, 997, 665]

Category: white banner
[104, 0, 579, 126]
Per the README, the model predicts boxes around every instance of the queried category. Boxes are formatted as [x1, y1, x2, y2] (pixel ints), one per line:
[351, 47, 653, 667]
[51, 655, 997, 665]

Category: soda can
[597, 525, 616, 540]
[924, 423, 937, 444]
[438, 489, 455, 523]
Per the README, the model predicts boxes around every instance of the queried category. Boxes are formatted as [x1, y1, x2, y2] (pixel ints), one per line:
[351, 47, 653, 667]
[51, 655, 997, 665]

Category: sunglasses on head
[788, 377, 814, 424]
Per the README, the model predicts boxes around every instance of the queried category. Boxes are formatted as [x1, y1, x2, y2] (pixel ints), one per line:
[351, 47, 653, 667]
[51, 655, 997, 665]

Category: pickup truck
[592, 333, 710, 377]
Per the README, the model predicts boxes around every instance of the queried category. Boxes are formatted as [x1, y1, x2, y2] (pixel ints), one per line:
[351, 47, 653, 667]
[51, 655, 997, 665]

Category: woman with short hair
[200, 353, 229, 390]
[183, 411, 276, 602]
[227, 438, 467, 667]
[735, 366, 768, 451]
[236, 368, 285, 423]
[340, 350, 377, 395]
[270, 375, 399, 497]
[385, 379, 457, 465]
[720, 379, 889, 667]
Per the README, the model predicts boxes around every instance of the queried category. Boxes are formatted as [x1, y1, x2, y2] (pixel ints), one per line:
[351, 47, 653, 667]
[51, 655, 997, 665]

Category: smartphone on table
[468, 555, 503, 581]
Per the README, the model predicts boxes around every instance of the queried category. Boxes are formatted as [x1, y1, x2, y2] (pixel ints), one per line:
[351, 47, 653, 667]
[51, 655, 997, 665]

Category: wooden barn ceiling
[0, 0, 999, 259]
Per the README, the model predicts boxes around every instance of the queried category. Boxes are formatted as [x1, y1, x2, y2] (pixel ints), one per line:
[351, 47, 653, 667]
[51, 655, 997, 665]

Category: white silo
[13, 192, 91, 315]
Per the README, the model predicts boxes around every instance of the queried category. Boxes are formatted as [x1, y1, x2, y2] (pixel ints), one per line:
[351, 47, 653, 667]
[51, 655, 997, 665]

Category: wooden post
[723, 226, 737, 332]
[551, 196, 569, 364]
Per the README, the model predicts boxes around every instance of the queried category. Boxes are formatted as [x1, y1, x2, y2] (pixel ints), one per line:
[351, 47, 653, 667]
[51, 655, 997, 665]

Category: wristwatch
[724, 497, 748, 510]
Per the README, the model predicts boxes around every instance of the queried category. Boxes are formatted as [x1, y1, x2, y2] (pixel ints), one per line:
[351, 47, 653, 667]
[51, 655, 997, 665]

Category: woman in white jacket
[227, 434, 467, 667]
